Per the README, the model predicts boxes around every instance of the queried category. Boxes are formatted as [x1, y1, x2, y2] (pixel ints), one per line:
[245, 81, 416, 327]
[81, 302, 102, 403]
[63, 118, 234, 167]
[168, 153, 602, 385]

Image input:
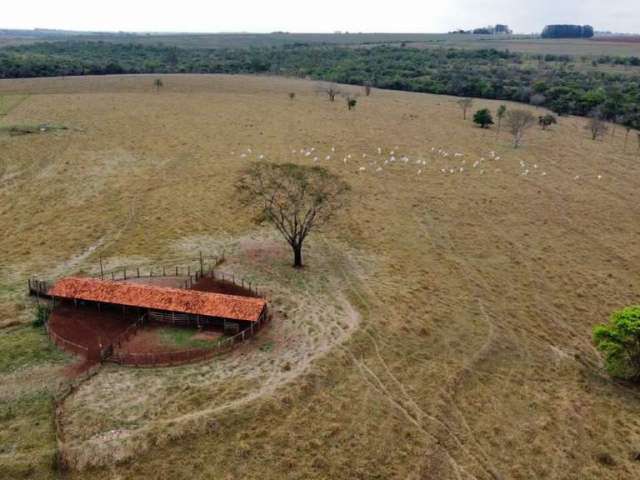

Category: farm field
[3, 30, 640, 56]
[1, 74, 640, 479]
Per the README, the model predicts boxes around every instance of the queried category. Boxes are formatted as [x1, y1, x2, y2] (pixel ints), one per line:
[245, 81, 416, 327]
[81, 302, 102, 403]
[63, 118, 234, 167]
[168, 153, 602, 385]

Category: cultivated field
[1, 74, 640, 479]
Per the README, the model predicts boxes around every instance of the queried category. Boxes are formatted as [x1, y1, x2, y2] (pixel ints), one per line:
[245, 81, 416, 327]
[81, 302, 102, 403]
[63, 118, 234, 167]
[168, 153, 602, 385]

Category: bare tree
[505, 110, 536, 148]
[317, 83, 341, 102]
[153, 78, 163, 93]
[236, 163, 350, 268]
[457, 98, 474, 120]
[585, 112, 608, 141]
[496, 105, 507, 135]
[364, 82, 372, 96]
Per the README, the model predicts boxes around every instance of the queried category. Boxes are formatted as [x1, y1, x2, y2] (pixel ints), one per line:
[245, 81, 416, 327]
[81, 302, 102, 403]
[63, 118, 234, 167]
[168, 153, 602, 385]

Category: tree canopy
[594, 306, 640, 381]
[235, 162, 350, 268]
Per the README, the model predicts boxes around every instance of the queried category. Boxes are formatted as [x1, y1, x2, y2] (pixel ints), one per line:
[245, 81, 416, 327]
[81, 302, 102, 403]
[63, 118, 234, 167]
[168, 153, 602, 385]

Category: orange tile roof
[48, 277, 266, 322]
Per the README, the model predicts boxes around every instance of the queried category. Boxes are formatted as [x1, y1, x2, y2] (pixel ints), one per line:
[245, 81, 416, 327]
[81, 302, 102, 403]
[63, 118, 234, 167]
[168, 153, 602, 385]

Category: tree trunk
[293, 244, 303, 268]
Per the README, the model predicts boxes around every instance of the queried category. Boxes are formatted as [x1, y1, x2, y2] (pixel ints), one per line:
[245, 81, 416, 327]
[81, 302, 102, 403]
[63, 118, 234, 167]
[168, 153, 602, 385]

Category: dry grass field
[1, 74, 640, 479]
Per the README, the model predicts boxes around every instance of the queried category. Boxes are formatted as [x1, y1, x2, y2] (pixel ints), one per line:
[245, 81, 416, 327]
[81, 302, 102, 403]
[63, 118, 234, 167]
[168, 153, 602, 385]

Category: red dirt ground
[191, 277, 256, 297]
[48, 304, 136, 358]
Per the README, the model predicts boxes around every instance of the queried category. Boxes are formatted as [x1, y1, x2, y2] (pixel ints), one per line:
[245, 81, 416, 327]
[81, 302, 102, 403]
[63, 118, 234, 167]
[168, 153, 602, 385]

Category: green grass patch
[157, 326, 224, 350]
[0, 391, 57, 480]
[0, 325, 68, 374]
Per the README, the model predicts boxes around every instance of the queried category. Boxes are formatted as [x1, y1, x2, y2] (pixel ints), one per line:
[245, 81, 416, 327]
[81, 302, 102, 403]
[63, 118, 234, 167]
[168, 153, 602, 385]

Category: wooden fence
[28, 255, 264, 300]
[45, 321, 90, 358]
[108, 310, 270, 367]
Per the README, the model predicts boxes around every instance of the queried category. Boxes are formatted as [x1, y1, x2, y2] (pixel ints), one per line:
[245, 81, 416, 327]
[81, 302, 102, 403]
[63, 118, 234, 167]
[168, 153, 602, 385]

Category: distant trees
[153, 78, 163, 92]
[2, 41, 640, 122]
[530, 94, 546, 109]
[541, 25, 594, 39]
[345, 95, 358, 110]
[539, 114, 557, 130]
[505, 110, 536, 148]
[457, 98, 474, 120]
[593, 306, 640, 381]
[586, 112, 608, 140]
[496, 105, 507, 134]
[236, 162, 350, 268]
[473, 108, 494, 128]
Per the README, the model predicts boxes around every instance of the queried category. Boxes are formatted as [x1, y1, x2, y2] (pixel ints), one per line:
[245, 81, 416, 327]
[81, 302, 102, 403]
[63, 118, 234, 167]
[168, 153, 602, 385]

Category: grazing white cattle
[362, 154, 367, 158]
[313, 157, 319, 162]
[454, 153, 463, 157]
[495, 156, 501, 161]
[597, 175, 603, 180]
[343, 158, 348, 164]
[240, 153, 247, 158]
[359, 166, 366, 172]
[377, 147, 382, 155]
[473, 161, 479, 168]
[305, 152, 311, 157]
[541, 172, 547, 176]
[459, 167, 464, 173]
[331, 146, 336, 152]
[480, 169, 485, 174]
[390, 156, 396, 162]
[247, 148, 253, 153]
[418, 170, 422, 175]
[390, 150, 395, 155]
[325, 155, 331, 161]
[258, 154, 265, 160]
[376, 167, 383, 172]
[347, 154, 352, 159]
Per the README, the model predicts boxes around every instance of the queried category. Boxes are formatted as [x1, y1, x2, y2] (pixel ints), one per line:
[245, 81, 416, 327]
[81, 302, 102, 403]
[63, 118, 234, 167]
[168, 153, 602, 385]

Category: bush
[593, 306, 640, 381]
[473, 108, 494, 128]
[32, 304, 50, 328]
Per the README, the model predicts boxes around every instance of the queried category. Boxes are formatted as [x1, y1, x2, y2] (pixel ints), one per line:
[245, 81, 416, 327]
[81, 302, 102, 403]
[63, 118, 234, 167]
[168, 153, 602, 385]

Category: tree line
[1, 41, 639, 127]
[541, 25, 595, 39]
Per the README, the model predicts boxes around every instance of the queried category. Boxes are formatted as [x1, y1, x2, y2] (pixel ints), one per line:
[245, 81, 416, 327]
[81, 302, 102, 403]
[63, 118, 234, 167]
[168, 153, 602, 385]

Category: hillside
[1, 75, 640, 479]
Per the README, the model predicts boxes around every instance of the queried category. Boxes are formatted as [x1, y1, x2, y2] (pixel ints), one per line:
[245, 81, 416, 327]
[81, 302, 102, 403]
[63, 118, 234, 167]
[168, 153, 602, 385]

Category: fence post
[163, 266, 166, 276]
[176, 266, 179, 276]
[137, 267, 140, 278]
[111, 272, 115, 280]
[124, 267, 127, 280]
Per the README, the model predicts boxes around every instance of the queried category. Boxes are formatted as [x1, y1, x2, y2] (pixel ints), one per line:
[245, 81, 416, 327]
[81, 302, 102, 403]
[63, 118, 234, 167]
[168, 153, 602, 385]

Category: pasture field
[1, 74, 640, 479]
[3, 30, 640, 56]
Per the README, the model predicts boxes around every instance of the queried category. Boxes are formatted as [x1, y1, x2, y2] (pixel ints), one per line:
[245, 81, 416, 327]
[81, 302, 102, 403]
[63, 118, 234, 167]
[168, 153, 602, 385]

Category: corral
[29, 267, 269, 367]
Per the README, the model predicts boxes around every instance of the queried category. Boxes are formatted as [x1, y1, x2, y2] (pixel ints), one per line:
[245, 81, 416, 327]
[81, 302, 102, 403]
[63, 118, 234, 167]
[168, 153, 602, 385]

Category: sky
[2, 0, 638, 34]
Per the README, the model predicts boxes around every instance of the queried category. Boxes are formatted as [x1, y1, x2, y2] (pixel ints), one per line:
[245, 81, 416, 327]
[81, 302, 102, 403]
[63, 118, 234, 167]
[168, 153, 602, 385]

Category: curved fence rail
[46, 322, 90, 358]
[108, 311, 270, 367]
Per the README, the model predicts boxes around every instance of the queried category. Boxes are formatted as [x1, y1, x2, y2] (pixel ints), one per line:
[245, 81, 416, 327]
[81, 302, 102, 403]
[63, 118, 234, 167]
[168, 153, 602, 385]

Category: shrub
[473, 108, 494, 128]
[32, 304, 51, 328]
[593, 306, 640, 381]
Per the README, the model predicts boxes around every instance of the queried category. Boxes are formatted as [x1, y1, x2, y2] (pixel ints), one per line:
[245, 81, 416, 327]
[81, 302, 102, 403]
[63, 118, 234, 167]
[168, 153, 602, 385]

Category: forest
[1, 41, 639, 126]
